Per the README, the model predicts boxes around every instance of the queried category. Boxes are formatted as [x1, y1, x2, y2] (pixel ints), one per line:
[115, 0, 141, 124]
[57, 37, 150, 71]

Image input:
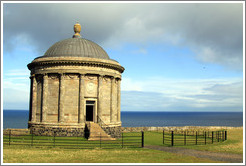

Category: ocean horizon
[3, 110, 243, 129]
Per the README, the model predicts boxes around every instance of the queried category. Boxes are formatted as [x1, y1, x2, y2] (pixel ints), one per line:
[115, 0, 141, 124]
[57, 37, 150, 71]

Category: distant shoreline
[3, 109, 244, 113]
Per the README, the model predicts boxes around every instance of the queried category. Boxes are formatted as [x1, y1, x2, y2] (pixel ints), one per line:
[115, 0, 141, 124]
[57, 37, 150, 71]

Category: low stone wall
[121, 126, 242, 132]
[3, 129, 30, 135]
[4, 126, 242, 136]
[103, 126, 121, 138]
[30, 127, 85, 136]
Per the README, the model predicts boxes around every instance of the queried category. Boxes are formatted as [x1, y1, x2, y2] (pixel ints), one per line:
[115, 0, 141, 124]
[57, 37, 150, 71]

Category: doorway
[86, 101, 95, 122]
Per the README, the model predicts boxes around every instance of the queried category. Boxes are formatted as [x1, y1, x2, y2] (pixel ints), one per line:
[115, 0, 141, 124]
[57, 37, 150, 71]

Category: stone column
[111, 77, 117, 123]
[117, 78, 121, 122]
[41, 74, 48, 122]
[59, 73, 65, 123]
[30, 75, 37, 122]
[79, 74, 85, 123]
[28, 77, 32, 122]
[97, 75, 103, 121]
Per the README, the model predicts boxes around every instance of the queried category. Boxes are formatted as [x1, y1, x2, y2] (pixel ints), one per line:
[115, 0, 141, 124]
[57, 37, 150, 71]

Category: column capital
[110, 76, 116, 80]
[29, 74, 35, 79]
[79, 73, 85, 78]
[43, 73, 48, 78]
[58, 73, 66, 79]
[116, 77, 121, 81]
[98, 75, 104, 83]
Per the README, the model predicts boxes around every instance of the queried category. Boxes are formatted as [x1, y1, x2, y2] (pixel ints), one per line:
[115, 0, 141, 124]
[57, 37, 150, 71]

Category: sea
[3, 110, 243, 129]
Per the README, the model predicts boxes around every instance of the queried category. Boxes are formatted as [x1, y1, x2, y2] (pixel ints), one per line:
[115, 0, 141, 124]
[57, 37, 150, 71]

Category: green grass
[176, 128, 243, 154]
[145, 131, 220, 146]
[3, 145, 222, 163]
[3, 127, 243, 163]
[144, 127, 243, 154]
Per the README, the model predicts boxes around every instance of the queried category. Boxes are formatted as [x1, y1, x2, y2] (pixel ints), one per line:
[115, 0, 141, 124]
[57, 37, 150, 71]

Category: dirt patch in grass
[145, 145, 243, 163]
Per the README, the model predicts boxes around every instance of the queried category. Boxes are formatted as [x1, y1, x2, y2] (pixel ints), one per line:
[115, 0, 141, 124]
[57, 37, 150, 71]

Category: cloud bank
[3, 3, 244, 111]
[3, 3, 243, 70]
[121, 77, 243, 112]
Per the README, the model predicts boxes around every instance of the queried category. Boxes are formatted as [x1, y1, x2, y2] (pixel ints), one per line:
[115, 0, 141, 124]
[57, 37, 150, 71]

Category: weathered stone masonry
[28, 23, 124, 137]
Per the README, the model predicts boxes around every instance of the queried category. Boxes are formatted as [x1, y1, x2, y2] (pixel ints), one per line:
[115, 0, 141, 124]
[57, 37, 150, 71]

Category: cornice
[28, 60, 125, 73]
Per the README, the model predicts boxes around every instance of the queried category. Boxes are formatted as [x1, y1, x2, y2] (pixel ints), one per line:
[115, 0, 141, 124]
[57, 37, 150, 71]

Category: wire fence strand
[163, 129, 227, 146]
[3, 129, 144, 149]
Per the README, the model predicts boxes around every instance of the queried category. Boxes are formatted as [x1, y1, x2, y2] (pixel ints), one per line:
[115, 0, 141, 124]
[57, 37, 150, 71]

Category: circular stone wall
[28, 56, 124, 137]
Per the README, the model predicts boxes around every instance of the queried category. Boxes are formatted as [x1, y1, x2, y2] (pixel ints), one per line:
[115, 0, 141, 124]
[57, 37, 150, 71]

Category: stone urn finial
[73, 21, 81, 38]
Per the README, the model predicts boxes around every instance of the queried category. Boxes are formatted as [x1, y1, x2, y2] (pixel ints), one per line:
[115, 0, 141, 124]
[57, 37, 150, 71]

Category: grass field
[3, 127, 243, 163]
[178, 127, 243, 154]
[3, 146, 222, 163]
[144, 127, 243, 154]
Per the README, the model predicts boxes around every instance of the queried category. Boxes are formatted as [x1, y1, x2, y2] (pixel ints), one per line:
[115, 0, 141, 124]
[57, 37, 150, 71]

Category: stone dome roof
[42, 22, 110, 60]
[43, 38, 110, 60]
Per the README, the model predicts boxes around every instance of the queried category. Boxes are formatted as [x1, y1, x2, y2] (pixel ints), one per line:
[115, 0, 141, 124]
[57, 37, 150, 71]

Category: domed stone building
[27, 23, 124, 138]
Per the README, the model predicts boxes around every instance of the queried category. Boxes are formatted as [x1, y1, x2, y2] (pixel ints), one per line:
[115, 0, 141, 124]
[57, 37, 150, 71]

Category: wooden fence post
[225, 131, 227, 140]
[171, 131, 174, 146]
[212, 131, 214, 144]
[53, 131, 56, 147]
[100, 133, 102, 148]
[218, 131, 220, 142]
[31, 133, 34, 146]
[142, 131, 144, 148]
[9, 129, 11, 146]
[205, 132, 206, 145]
[184, 131, 186, 145]
[195, 131, 198, 145]
[163, 129, 164, 144]
[122, 132, 124, 148]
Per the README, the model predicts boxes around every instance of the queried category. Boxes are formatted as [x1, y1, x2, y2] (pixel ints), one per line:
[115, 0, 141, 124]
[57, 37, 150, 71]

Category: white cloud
[3, 88, 29, 103]
[4, 68, 29, 76]
[121, 78, 144, 91]
[3, 80, 29, 91]
[3, 68, 30, 109]
[121, 76, 243, 111]
[3, 69, 30, 88]
[3, 3, 243, 70]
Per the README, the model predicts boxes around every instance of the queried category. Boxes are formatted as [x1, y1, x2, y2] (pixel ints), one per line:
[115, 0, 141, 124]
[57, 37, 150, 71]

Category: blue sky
[2, 2, 244, 112]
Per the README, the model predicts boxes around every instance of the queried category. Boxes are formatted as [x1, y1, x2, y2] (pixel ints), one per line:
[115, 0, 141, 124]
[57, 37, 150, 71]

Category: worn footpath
[145, 145, 243, 163]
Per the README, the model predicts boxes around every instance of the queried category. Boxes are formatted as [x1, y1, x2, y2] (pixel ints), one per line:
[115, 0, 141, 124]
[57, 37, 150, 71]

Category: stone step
[88, 122, 116, 141]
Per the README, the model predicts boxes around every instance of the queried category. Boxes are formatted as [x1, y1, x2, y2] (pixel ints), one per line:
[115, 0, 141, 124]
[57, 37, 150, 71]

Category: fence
[3, 129, 144, 149]
[163, 130, 227, 146]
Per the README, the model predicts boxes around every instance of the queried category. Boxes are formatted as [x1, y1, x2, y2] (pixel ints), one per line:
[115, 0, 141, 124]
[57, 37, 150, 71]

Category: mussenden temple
[27, 22, 124, 139]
